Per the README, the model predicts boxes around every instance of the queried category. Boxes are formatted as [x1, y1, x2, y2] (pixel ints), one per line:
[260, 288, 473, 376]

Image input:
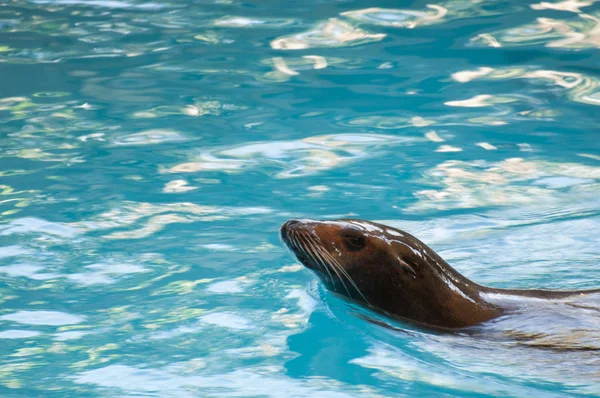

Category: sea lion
[280, 218, 600, 330]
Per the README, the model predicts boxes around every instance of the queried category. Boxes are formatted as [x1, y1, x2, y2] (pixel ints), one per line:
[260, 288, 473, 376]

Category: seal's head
[280, 219, 501, 329]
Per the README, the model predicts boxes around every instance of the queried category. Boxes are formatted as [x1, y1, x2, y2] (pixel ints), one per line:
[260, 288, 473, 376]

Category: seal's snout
[282, 219, 300, 231]
[280, 219, 300, 238]
[280, 219, 321, 271]
[281, 219, 315, 237]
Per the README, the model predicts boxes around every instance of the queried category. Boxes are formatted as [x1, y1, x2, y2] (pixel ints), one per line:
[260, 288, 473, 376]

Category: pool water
[1, 0, 599, 396]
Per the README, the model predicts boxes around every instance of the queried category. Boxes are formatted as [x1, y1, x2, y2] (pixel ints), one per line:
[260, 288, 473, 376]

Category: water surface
[0, 0, 599, 396]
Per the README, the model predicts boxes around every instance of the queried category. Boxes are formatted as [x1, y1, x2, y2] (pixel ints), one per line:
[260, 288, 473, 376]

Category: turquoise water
[1, 0, 600, 396]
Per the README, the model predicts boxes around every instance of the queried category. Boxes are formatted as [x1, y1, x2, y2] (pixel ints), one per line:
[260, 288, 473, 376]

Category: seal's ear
[397, 257, 417, 279]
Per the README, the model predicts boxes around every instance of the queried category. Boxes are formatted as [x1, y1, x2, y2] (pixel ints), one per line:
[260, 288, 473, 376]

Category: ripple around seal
[270, 18, 385, 50]
[350, 345, 512, 395]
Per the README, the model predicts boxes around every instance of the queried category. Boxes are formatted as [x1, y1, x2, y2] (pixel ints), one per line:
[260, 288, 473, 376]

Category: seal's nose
[280, 219, 301, 236]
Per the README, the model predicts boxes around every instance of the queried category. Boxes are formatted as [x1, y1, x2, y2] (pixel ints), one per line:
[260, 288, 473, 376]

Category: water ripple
[451, 66, 600, 106]
[472, 12, 600, 49]
[72, 201, 273, 239]
[411, 158, 600, 211]
[73, 364, 367, 398]
[0, 310, 85, 326]
[30, 0, 168, 9]
[0, 330, 42, 339]
[111, 129, 188, 146]
[271, 18, 385, 50]
[341, 1, 511, 29]
[163, 133, 420, 178]
[212, 16, 298, 28]
[341, 6, 448, 29]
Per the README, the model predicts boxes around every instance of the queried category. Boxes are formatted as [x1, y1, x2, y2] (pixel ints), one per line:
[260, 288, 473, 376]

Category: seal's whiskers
[295, 231, 336, 285]
[318, 245, 372, 306]
[299, 231, 371, 306]
[303, 234, 342, 290]
[304, 233, 352, 298]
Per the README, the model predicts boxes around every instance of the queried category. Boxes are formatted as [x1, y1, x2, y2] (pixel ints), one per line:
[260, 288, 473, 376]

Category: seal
[280, 218, 600, 329]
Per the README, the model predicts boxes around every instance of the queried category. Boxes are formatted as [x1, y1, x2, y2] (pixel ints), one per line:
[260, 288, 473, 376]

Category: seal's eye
[342, 232, 366, 251]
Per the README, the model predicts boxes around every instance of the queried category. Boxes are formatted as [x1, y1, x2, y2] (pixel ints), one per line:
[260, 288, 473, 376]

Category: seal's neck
[422, 250, 504, 328]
